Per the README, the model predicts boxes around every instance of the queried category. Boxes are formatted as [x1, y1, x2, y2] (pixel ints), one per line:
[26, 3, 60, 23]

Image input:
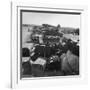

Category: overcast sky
[22, 12, 80, 28]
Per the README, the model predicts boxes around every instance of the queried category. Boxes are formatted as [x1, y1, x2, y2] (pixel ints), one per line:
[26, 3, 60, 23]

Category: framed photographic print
[11, 1, 87, 88]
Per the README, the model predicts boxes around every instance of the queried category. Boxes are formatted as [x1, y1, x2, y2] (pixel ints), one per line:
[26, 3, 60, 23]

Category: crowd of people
[22, 37, 79, 77]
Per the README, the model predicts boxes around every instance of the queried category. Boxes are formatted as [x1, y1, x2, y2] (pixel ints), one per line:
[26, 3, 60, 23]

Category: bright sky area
[22, 12, 80, 28]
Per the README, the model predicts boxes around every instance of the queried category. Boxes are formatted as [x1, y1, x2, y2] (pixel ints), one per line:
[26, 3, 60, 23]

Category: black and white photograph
[21, 9, 80, 78]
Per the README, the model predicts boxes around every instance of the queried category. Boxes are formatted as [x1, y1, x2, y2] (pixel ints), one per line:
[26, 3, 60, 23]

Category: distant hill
[60, 27, 75, 34]
[22, 24, 79, 35]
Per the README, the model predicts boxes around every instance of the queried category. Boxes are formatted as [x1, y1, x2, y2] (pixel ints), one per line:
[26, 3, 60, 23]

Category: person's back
[61, 50, 79, 75]
[66, 50, 79, 74]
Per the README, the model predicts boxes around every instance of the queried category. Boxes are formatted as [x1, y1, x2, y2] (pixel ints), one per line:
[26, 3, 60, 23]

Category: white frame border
[11, 2, 88, 89]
